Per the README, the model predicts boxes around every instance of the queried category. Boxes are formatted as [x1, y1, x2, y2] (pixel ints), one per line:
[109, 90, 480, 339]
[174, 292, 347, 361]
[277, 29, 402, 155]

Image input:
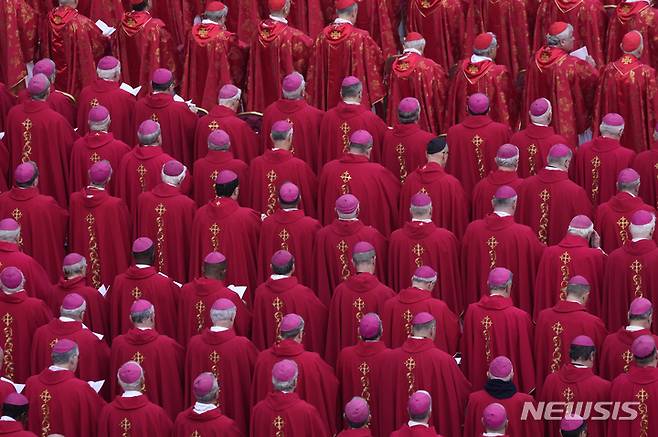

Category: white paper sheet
[88, 380, 105, 393]
[98, 284, 109, 297]
[95, 20, 116, 36]
[0, 133, 4, 141]
[1, 377, 24, 393]
[227, 285, 247, 299]
[119, 83, 141, 96]
[570, 46, 589, 61]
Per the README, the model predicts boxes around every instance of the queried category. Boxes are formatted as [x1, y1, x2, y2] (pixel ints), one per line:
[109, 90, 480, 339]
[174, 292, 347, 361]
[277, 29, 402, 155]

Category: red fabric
[606, 2, 658, 71]
[184, 328, 257, 432]
[0, 420, 33, 436]
[600, 328, 658, 380]
[17, 88, 76, 128]
[608, 366, 658, 436]
[150, 0, 188, 48]
[174, 407, 242, 437]
[69, 132, 131, 195]
[462, 295, 535, 393]
[391, 425, 442, 436]
[0, 84, 16, 133]
[594, 191, 656, 254]
[353, 0, 397, 57]
[79, 0, 124, 27]
[98, 394, 172, 437]
[286, 0, 324, 37]
[0, 241, 52, 303]
[192, 150, 248, 207]
[381, 123, 436, 183]
[0, 0, 37, 89]
[472, 170, 523, 220]
[633, 148, 658, 209]
[77, 79, 137, 145]
[24, 369, 104, 436]
[463, 389, 539, 437]
[194, 105, 261, 163]
[0, 141, 8, 192]
[189, 0, 260, 43]
[336, 429, 372, 436]
[250, 391, 330, 437]
[509, 125, 571, 178]
[49, 276, 109, 337]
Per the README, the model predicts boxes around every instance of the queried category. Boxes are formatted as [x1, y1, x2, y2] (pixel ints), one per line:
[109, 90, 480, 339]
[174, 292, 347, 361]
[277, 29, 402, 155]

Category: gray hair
[398, 108, 420, 124]
[0, 274, 24, 294]
[210, 306, 236, 323]
[341, 82, 362, 99]
[63, 258, 87, 277]
[630, 220, 656, 239]
[196, 377, 220, 403]
[205, 8, 228, 21]
[89, 118, 111, 132]
[219, 89, 242, 106]
[618, 179, 640, 193]
[410, 204, 432, 218]
[60, 301, 86, 319]
[567, 225, 592, 238]
[271, 129, 292, 142]
[403, 39, 426, 51]
[161, 167, 186, 186]
[337, 210, 358, 220]
[352, 249, 376, 265]
[280, 318, 305, 339]
[473, 34, 498, 56]
[272, 374, 298, 392]
[547, 151, 572, 167]
[600, 122, 624, 138]
[282, 74, 305, 100]
[97, 64, 121, 80]
[546, 24, 573, 47]
[495, 156, 519, 169]
[336, 3, 357, 16]
[0, 228, 20, 243]
[130, 306, 155, 324]
[349, 142, 372, 154]
[492, 196, 517, 209]
[118, 361, 143, 392]
[51, 345, 79, 366]
[138, 124, 161, 146]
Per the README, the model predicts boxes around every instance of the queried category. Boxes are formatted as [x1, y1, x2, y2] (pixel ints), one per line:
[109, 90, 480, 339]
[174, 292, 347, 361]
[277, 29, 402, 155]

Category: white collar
[544, 165, 564, 171]
[193, 402, 218, 414]
[48, 365, 68, 372]
[86, 185, 105, 191]
[412, 218, 432, 223]
[135, 264, 150, 269]
[408, 420, 429, 428]
[269, 15, 288, 24]
[334, 18, 352, 24]
[566, 298, 582, 304]
[494, 211, 511, 217]
[343, 100, 360, 106]
[632, 237, 649, 242]
[122, 390, 142, 398]
[626, 325, 645, 331]
[137, 326, 152, 331]
[210, 326, 229, 332]
[339, 218, 359, 221]
[482, 433, 505, 436]
[281, 207, 298, 212]
[470, 54, 493, 63]
[571, 362, 589, 368]
[271, 274, 289, 280]
[625, 191, 637, 197]
[201, 19, 218, 24]
[59, 316, 77, 323]
[403, 48, 422, 55]
[0, 417, 15, 422]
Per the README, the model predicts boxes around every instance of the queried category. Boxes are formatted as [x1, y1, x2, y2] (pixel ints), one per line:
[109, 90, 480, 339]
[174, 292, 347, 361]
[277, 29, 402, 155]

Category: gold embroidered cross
[267, 170, 277, 182]
[120, 417, 131, 432]
[472, 135, 483, 147]
[150, 113, 159, 122]
[340, 171, 352, 184]
[137, 164, 147, 178]
[562, 387, 574, 402]
[40, 390, 51, 402]
[631, 259, 643, 274]
[195, 300, 206, 313]
[86, 213, 95, 225]
[337, 240, 348, 253]
[636, 388, 649, 403]
[90, 152, 101, 163]
[540, 189, 550, 202]
[403, 309, 413, 323]
[279, 229, 290, 241]
[412, 244, 424, 257]
[481, 316, 492, 329]
[617, 217, 629, 229]
[132, 351, 144, 364]
[131, 287, 142, 299]
[2, 313, 12, 325]
[22, 119, 32, 130]
[552, 321, 563, 335]
[11, 209, 21, 221]
[404, 357, 416, 371]
[272, 297, 284, 312]
[560, 252, 571, 264]
[359, 362, 370, 375]
[155, 203, 166, 215]
[486, 236, 498, 250]
[273, 416, 285, 430]
[208, 121, 220, 130]
[209, 350, 220, 364]
[90, 98, 99, 108]
[353, 297, 365, 312]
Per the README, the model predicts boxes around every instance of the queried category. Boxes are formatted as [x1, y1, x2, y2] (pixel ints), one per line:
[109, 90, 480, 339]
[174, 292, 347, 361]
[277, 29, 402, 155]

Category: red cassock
[594, 55, 658, 153]
[76, 79, 137, 145]
[600, 328, 658, 380]
[385, 52, 448, 135]
[98, 395, 172, 437]
[49, 276, 109, 336]
[462, 295, 535, 393]
[181, 23, 246, 111]
[135, 183, 196, 283]
[5, 100, 75, 208]
[406, 0, 465, 69]
[463, 389, 539, 437]
[381, 123, 436, 183]
[471, 170, 523, 220]
[307, 22, 384, 110]
[384, 338, 471, 437]
[69, 131, 131, 195]
[77, 0, 124, 27]
[633, 148, 658, 209]
[313, 219, 388, 305]
[461, 214, 544, 314]
[602, 239, 658, 332]
[0, 291, 52, 383]
[325, 273, 395, 366]
[184, 328, 258, 432]
[446, 59, 517, 128]
[0, 241, 52, 302]
[336, 340, 393, 437]
[177, 277, 252, 346]
[251, 277, 327, 353]
[387, 221, 461, 313]
[250, 391, 330, 437]
[446, 115, 512, 198]
[251, 339, 339, 434]
[533, 234, 605, 318]
[318, 154, 400, 236]
[246, 19, 313, 112]
[516, 169, 593, 246]
[594, 191, 656, 254]
[317, 102, 388, 169]
[68, 187, 131, 289]
[24, 369, 104, 436]
[605, 1, 658, 70]
[509, 124, 570, 178]
[523, 47, 599, 146]
[247, 149, 317, 217]
[534, 301, 607, 393]
[0, 0, 36, 89]
[608, 366, 658, 436]
[17, 88, 76, 128]
[192, 150, 248, 207]
[112, 11, 178, 90]
[0, 187, 67, 282]
[258, 209, 321, 286]
[41, 6, 105, 96]
[381, 288, 460, 354]
[175, 407, 242, 437]
[194, 105, 261, 163]
[399, 162, 470, 239]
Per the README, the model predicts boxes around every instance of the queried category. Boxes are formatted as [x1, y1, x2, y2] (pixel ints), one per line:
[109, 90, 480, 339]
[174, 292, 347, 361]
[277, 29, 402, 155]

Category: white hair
[630, 220, 656, 239]
[473, 34, 498, 56]
[0, 228, 20, 243]
[210, 307, 236, 323]
[600, 122, 624, 137]
[495, 156, 519, 168]
[567, 225, 592, 238]
[546, 24, 574, 47]
[161, 167, 187, 186]
[403, 39, 426, 51]
[218, 89, 242, 106]
[96, 65, 121, 81]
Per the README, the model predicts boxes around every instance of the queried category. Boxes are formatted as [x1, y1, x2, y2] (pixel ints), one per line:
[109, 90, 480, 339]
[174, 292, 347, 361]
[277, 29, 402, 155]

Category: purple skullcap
[411, 192, 432, 207]
[63, 252, 84, 267]
[272, 359, 298, 383]
[3, 393, 28, 406]
[271, 120, 292, 134]
[132, 237, 153, 253]
[489, 356, 513, 378]
[89, 160, 112, 184]
[163, 160, 184, 177]
[204, 251, 226, 264]
[350, 129, 373, 145]
[0, 267, 23, 290]
[494, 185, 517, 200]
[219, 84, 240, 99]
[342, 76, 361, 87]
[279, 182, 300, 203]
[529, 98, 550, 116]
[118, 361, 142, 384]
[631, 210, 655, 226]
[569, 215, 593, 229]
[482, 403, 507, 430]
[88, 105, 110, 123]
[497, 144, 519, 159]
[467, 93, 489, 114]
[193, 372, 216, 397]
[568, 275, 590, 287]
[572, 335, 595, 347]
[414, 265, 437, 280]
[408, 391, 431, 416]
[412, 312, 435, 325]
[0, 219, 19, 231]
[280, 313, 303, 332]
[560, 414, 585, 432]
[61, 293, 85, 310]
[602, 113, 624, 127]
[138, 120, 160, 137]
[399, 97, 420, 113]
[130, 299, 153, 314]
[216, 169, 238, 184]
[33, 59, 55, 77]
[618, 168, 640, 185]
[52, 338, 77, 354]
[282, 72, 304, 92]
[97, 56, 119, 70]
[630, 297, 653, 316]
[208, 129, 230, 147]
[14, 162, 36, 184]
[345, 397, 369, 424]
[632, 334, 656, 358]
[358, 313, 380, 339]
[271, 250, 293, 267]
[151, 68, 173, 85]
[335, 194, 359, 214]
[488, 267, 512, 287]
[353, 241, 375, 254]
[27, 74, 50, 96]
[548, 143, 571, 159]
[212, 298, 235, 311]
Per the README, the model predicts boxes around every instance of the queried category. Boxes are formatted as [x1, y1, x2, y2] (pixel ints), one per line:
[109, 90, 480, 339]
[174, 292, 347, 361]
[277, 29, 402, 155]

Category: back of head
[545, 22, 573, 48]
[214, 170, 239, 198]
[472, 32, 498, 58]
[340, 76, 362, 101]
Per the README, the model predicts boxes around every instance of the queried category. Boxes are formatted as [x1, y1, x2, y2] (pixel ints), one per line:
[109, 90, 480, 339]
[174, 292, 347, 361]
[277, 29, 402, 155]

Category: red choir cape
[258, 209, 321, 287]
[77, 0, 123, 27]
[307, 23, 384, 110]
[184, 328, 258, 432]
[251, 339, 339, 434]
[509, 125, 570, 178]
[49, 276, 109, 336]
[318, 154, 400, 236]
[600, 328, 658, 380]
[516, 168, 593, 246]
[388, 221, 461, 312]
[523, 46, 599, 146]
[174, 407, 242, 437]
[608, 366, 658, 436]
[5, 101, 75, 207]
[260, 98, 325, 173]
[384, 338, 471, 437]
[98, 394, 172, 437]
[189, 197, 260, 304]
[461, 214, 544, 315]
[0, 241, 52, 303]
[325, 273, 395, 366]
[112, 11, 179, 91]
[633, 148, 658, 209]
[0, 187, 68, 282]
[534, 301, 607, 393]
[386, 52, 448, 135]
[336, 341, 394, 437]
[317, 102, 388, 169]
[135, 183, 196, 283]
[109, 328, 183, 419]
[606, 2, 658, 70]
[69, 131, 131, 195]
[251, 276, 327, 353]
[463, 389, 539, 437]
[313, 219, 388, 305]
[533, 234, 606, 319]
[17, 88, 76, 128]
[24, 369, 104, 436]
[594, 191, 656, 254]
[194, 105, 261, 163]
[251, 391, 330, 437]
[177, 277, 252, 346]
[0, 291, 52, 383]
[107, 265, 179, 339]
[76, 79, 137, 145]
[0, 0, 36, 89]
[192, 150, 248, 207]
[594, 55, 658, 153]
[41, 6, 105, 95]
[472, 170, 523, 220]
[381, 123, 436, 183]
[246, 20, 313, 111]
[602, 239, 658, 332]
[381, 287, 460, 354]
[462, 295, 535, 393]
[247, 149, 317, 217]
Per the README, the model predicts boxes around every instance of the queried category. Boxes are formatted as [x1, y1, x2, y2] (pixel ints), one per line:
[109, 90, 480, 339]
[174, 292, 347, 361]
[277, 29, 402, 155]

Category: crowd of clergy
[4, 0, 658, 435]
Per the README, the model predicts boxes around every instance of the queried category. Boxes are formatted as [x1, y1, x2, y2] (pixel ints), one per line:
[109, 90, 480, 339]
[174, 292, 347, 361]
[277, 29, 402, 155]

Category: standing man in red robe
[246, 0, 313, 112]
[595, 31, 658, 153]
[472, 144, 523, 220]
[462, 268, 535, 394]
[337, 397, 371, 436]
[386, 33, 448, 136]
[633, 124, 658, 208]
[0, 0, 36, 91]
[605, 0, 658, 70]
[307, 0, 384, 110]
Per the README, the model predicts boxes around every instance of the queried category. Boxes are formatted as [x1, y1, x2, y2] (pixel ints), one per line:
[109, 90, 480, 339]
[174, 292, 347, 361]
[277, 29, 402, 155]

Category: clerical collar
[566, 298, 582, 304]
[135, 264, 150, 269]
[343, 100, 360, 106]
[545, 165, 564, 171]
[626, 325, 645, 331]
[201, 19, 219, 24]
[193, 402, 218, 414]
[403, 48, 422, 55]
[571, 362, 589, 368]
[137, 326, 152, 331]
[623, 191, 637, 197]
[271, 274, 289, 280]
[410, 336, 425, 340]
[210, 326, 229, 332]
[632, 237, 649, 242]
[269, 15, 288, 24]
[339, 218, 359, 221]
[48, 365, 68, 372]
[86, 185, 105, 191]
[412, 219, 432, 223]
[282, 207, 298, 212]
[470, 54, 493, 63]
[334, 18, 353, 25]
[532, 120, 550, 127]
[122, 390, 142, 398]
[0, 417, 15, 422]
[408, 420, 429, 428]
[482, 433, 505, 436]
[59, 316, 77, 323]
[494, 211, 511, 217]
